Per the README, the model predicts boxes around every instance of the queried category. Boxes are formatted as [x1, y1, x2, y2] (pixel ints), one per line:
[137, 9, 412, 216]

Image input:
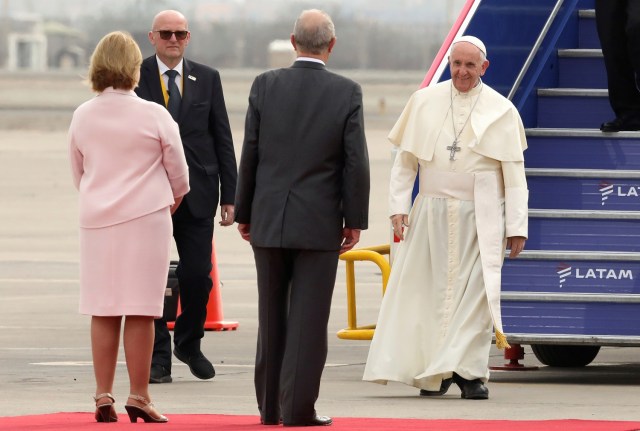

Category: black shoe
[419, 378, 453, 396]
[149, 364, 172, 384]
[283, 414, 333, 427]
[453, 373, 489, 400]
[173, 347, 215, 380]
[601, 116, 640, 132]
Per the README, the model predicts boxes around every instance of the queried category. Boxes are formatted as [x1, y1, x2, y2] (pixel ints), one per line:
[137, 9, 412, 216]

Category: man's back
[234, 10, 369, 426]
[236, 61, 369, 250]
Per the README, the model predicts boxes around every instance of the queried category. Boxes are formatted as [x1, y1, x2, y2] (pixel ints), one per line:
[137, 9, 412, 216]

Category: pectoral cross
[447, 140, 461, 161]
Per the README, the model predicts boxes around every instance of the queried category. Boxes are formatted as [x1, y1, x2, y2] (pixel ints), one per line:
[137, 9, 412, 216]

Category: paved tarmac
[0, 70, 639, 421]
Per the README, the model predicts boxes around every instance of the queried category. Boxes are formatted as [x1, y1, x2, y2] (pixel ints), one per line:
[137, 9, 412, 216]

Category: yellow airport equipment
[337, 244, 390, 340]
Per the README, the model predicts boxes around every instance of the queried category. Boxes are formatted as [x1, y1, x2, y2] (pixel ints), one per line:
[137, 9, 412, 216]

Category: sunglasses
[154, 30, 189, 41]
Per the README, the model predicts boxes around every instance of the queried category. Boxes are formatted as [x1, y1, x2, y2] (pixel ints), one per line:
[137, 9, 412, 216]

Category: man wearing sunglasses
[135, 9, 237, 385]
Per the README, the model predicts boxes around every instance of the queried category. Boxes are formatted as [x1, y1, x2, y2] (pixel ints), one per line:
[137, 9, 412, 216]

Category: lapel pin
[188, 75, 196, 81]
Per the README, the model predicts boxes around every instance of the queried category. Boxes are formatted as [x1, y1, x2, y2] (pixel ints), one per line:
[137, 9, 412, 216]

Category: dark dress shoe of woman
[94, 393, 118, 422]
[419, 377, 453, 396]
[124, 394, 168, 423]
[283, 414, 333, 427]
[453, 373, 489, 400]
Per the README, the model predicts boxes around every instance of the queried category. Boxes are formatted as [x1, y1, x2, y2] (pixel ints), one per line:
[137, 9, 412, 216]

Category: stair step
[527, 210, 640, 252]
[557, 52, 606, 89]
[538, 88, 607, 96]
[527, 169, 640, 211]
[529, 209, 640, 219]
[578, 9, 600, 49]
[537, 88, 613, 128]
[502, 250, 640, 297]
[526, 168, 640, 178]
[558, 49, 602, 57]
[525, 130, 640, 170]
[579, 9, 595, 18]
[508, 250, 640, 260]
[502, 292, 640, 302]
[527, 128, 640, 138]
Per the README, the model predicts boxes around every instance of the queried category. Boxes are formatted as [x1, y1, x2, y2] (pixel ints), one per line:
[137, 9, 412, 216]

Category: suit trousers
[152, 200, 214, 369]
[595, 0, 640, 117]
[252, 246, 339, 425]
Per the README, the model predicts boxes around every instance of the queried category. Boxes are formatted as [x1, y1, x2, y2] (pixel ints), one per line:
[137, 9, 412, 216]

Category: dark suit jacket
[136, 56, 237, 219]
[235, 61, 370, 250]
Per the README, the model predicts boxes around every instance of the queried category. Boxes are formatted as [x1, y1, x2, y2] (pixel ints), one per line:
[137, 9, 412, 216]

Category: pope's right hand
[391, 214, 409, 241]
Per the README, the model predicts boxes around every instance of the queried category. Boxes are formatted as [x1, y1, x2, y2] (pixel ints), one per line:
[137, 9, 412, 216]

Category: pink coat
[69, 87, 189, 228]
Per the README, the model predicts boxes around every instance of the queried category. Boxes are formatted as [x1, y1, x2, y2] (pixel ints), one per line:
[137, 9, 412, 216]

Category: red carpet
[1, 413, 639, 431]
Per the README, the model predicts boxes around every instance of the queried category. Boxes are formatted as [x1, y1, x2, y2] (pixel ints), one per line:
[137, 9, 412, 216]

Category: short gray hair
[293, 9, 335, 55]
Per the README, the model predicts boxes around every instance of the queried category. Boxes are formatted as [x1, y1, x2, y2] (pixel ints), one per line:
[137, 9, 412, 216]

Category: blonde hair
[88, 31, 142, 92]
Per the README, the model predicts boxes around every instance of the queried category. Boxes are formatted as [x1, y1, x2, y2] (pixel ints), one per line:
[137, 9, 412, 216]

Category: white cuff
[505, 187, 528, 238]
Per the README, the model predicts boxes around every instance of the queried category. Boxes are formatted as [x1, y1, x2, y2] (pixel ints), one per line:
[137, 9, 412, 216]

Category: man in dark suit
[234, 9, 370, 427]
[596, 0, 640, 132]
[135, 9, 237, 384]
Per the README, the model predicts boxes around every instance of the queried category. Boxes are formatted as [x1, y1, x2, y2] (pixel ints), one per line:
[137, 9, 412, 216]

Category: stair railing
[508, 0, 567, 101]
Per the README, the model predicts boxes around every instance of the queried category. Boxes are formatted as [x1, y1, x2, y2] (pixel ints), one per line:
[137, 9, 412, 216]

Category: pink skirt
[79, 208, 172, 317]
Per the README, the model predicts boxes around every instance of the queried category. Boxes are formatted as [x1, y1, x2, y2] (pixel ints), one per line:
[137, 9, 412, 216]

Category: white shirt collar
[156, 56, 184, 76]
[452, 79, 483, 97]
[295, 57, 325, 66]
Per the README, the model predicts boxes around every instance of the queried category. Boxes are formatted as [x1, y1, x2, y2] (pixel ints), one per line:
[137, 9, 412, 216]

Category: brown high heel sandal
[94, 393, 118, 422]
[124, 394, 168, 423]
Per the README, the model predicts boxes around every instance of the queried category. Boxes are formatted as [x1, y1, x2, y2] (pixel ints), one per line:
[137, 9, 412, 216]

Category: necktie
[165, 69, 181, 121]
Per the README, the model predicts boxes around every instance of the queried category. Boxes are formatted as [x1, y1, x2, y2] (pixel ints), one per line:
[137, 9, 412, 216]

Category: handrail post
[345, 260, 358, 330]
[337, 246, 391, 340]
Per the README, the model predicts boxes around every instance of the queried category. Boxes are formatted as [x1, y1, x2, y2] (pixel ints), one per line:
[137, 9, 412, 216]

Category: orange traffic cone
[167, 239, 239, 331]
[203, 238, 239, 331]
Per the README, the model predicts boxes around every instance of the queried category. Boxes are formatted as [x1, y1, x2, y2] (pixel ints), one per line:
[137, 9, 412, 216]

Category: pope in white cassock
[362, 36, 528, 400]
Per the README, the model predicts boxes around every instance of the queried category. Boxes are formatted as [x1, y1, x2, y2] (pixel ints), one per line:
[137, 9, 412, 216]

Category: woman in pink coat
[68, 31, 189, 423]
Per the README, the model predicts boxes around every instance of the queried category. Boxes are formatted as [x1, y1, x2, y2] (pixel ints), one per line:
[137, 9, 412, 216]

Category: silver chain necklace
[447, 80, 483, 161]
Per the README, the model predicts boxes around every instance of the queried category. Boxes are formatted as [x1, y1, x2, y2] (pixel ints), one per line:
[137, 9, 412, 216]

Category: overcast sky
[2, 0, 465, 24]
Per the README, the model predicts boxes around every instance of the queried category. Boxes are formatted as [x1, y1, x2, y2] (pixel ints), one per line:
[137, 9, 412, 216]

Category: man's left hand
[219, 204, 235, 226]
[506, 236, 526, 258]
[340, 228, 361, 254]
